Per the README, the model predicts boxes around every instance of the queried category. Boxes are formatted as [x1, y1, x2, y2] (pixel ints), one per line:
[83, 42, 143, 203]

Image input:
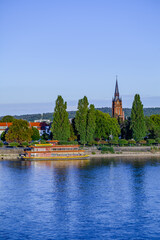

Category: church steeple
[114, 77, 119, 99]
[112, 77, 124, 121]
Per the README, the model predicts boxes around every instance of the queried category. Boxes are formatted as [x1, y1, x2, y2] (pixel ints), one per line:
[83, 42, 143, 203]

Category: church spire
[112, 77, 125, 121]
[114, 76, 119, 99]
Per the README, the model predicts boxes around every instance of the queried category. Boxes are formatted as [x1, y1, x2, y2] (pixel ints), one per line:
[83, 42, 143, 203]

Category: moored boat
[21, 142, 89, 160]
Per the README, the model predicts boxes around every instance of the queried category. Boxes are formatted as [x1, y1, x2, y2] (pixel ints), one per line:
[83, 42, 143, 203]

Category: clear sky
[1, 0, 160, 115]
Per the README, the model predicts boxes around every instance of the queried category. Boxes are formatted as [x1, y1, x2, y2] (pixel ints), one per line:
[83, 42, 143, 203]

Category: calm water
[0, 158, 160, 240]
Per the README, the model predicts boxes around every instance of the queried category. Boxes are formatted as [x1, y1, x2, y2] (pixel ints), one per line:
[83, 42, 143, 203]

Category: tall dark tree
[121, 118, 132, 140]
[130, 94, 146, 141]
[86, 104, 96, 143]
[75, 96, 89, 145]
[51, 95, 70, 141]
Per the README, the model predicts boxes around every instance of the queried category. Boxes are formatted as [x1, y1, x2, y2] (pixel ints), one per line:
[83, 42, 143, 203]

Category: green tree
[69, 122, 77, 141]
[31, 127, 40, 141]
[130, 94, 146, 141]
[86, 104, 96, 143]
[121, 118, 132, 140]
[5, 119, 33, 144]
[1, 115, 15, 122]
[51, 95, 70, 141]
[95, 110, 120, 140]
[75, 96, 89, 145]
[145, 115, 160, 139]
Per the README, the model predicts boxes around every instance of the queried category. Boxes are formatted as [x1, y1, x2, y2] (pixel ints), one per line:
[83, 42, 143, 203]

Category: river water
[0, 158, 160, 240]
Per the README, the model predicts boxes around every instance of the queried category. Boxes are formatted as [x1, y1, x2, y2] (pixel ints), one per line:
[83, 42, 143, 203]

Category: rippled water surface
[1, 158, 160, 240]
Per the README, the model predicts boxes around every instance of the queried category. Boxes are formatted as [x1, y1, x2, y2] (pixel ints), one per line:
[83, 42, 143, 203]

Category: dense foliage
[145, 115, 160, 139]
[95, 110, 120, 140]
[86, 104, 96, 143]
[0, 115, 15, 122]
[51, 96, 70, 141]
[130, 94, 146, 141]
[75, 96, 89, 145]
[5, 119, 33, 144]
[31, 127, 40, 141]
[1, 94, 160, 146]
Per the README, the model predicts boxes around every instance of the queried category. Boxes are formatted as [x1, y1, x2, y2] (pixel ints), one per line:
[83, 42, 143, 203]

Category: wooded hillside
[0, 108, 160, 122]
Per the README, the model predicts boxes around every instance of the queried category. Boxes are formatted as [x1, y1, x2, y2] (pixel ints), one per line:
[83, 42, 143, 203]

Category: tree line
[1, 94, 160, 145]
[51, 94, 160, 145]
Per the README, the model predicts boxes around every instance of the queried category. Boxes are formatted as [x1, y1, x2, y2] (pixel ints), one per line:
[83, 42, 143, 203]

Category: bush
[101, 146, 115, 154]
[92, 152, 96, 155]
[109, 139, 118, 146]
[0, 141, 3, 147]
[32, 141, 39, 145]
[40, 140, 47, 144]
[9, 142, 19, 147]
[58, 141, 78, 145]
[147, 139, 156, 145]
[118, 139, 128, 146]
[155, 138, 160, 144]
[21, 142, 29, 147]
[128, 139, 136, 146]
[138, 140, 147, 145]
[99, 140, 108, 145]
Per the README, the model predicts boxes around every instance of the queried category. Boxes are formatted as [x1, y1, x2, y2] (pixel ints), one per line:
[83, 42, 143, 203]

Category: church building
[112, 78, 125, 121]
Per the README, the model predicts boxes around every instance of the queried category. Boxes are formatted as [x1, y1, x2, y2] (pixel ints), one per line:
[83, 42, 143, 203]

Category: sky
[1, 0, 160, 115]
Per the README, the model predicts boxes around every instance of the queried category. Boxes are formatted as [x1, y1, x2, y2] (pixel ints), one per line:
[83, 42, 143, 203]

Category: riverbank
[85, 146, 160, 159]
[89, 152, 160, 158]
[0, 146, 160, 160]
[0, 147, 24, 160]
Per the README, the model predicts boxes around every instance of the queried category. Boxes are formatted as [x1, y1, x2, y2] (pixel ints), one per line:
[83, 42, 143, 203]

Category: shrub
[0, 141, 3, 147]
[40, 140, 47, 144]
[155, 138, 160, 144]
[92, 152, 96, 155]
[32, 141, 39, 145]
[99, 140, 108, 145]
[9, 142, 19, 147]
[118, 139, 128, 146]
[147, 139, 156, 145]
[109, 139, 118, 146]
[138, 140, 147, 145]
[58, 141, 78, 145]
[128, 139, 136, 146]
[101, 146, 115, 154]
[21, 142, 29, 147]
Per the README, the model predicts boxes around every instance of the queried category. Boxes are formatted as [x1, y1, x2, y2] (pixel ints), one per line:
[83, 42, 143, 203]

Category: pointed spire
[114, 76, 119, 98]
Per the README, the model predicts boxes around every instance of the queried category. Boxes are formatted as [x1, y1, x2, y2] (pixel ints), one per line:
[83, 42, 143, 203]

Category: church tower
[112, 78, 124, 121]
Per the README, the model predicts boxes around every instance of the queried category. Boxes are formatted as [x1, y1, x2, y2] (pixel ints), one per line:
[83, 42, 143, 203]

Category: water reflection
[30, 159, 91, 169]
[1, 158, 160, 239]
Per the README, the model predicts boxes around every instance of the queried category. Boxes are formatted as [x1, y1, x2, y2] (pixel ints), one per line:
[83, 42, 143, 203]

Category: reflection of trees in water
[30, 160, 90, 169]
[130, 161, 147, 234]
[6, 160, 31, 170]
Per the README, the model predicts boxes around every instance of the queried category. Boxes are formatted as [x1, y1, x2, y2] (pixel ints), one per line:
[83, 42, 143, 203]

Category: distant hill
[0, 108, 160, 122]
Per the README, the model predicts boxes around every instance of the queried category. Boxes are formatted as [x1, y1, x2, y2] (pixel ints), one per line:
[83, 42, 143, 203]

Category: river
[0, 158, 160, 240]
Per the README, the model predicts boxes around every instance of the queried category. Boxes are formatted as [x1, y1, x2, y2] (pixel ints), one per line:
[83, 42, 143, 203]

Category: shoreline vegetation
[1, 95, 160, 158]
[1, 146, 160, 160]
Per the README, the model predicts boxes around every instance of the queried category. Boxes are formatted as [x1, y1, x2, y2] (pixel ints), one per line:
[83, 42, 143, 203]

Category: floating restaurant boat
[21, 141, 89, 160]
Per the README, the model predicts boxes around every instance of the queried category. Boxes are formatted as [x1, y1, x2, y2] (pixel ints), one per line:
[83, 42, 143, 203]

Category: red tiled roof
[0, 123, 13, 127]
[0, 122, 47, 129]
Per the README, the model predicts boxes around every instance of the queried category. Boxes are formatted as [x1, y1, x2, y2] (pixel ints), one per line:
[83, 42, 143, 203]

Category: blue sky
[1, 0, 160, 115]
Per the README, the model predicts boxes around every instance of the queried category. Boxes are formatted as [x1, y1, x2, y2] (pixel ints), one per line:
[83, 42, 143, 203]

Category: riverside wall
[0, 147, 24, 160]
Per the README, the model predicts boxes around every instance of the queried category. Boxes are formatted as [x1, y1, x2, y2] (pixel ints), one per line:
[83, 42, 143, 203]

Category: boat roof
[29, 144, 80, 148]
